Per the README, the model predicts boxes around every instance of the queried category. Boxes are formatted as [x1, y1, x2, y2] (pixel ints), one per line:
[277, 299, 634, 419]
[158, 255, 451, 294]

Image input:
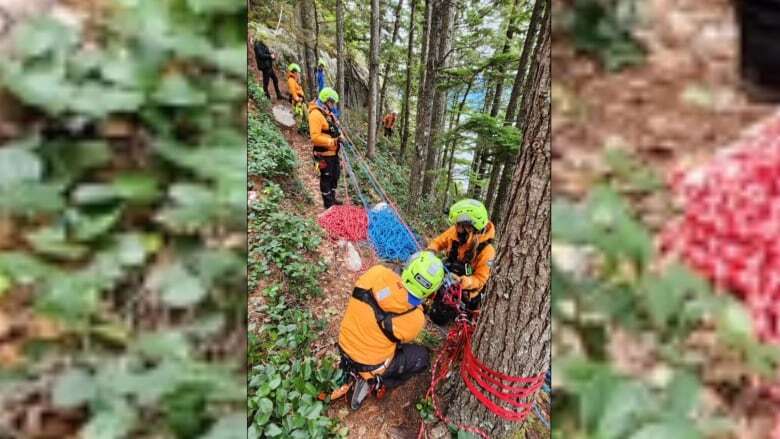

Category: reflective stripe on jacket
[427, 222, 496, 298]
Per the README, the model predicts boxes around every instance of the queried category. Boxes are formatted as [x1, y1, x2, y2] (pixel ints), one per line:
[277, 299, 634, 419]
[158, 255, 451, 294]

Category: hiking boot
[349, 378, 371, 410]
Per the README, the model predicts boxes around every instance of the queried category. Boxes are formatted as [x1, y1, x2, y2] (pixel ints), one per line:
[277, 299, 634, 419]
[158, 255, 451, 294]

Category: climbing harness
[352, 287, 418, 344]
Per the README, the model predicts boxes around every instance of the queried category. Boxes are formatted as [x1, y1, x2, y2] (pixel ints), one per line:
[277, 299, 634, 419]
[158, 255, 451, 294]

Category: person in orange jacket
[286, 63, 305, 104]
[308, 87, 344, 208]
[337, 251, 445, 409]
[382, 111, 397, 137]
[426, 199, 496, 325]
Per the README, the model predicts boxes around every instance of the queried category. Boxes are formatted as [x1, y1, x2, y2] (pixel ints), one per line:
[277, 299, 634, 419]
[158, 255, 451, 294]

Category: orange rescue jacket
[308, 101, 339, 157]
[383, 113, 396, 128]
[287, 72, 305, 103]
[338, 265, 425, 366]
[427, 222, 496, 298]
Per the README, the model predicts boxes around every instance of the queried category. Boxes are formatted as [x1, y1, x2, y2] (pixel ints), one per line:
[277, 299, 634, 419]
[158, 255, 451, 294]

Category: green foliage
[564, 0, 646, 71]
[249, 106, 298, 178]
[552, 186, 779, 437]
[0, 1, 245, 436]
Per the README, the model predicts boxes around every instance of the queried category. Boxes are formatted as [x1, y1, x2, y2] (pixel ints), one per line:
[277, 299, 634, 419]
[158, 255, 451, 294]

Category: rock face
[249, 22, 370, 110]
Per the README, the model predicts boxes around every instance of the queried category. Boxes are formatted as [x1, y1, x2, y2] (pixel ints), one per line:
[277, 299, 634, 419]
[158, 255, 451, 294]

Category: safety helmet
[449, 199, 489, 231]
[318, 58, 326, 67]
[288, 63, 301, 73]
[319, 87, 339, 104]
[402, 251, 445, 301]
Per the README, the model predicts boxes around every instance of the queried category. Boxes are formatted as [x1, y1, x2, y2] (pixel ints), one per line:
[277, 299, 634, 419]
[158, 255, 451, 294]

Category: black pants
[318, 155, 340, 208]
[384, 127, 393, 137]
[261, 68, 282, 99]
[381, 344, 430, 388]
[427, 290, 481, 326]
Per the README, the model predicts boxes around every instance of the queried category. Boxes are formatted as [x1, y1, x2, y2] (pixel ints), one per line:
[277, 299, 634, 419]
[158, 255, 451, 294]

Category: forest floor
[552, 0, 776, 436]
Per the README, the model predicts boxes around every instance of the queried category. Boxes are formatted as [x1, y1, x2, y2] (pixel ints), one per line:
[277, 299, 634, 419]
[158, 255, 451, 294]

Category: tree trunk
[467, 83, 495, 198]
[421, 2, 455, 198]
[377, 0, 405, 132]
[313, 0, 320, 66]
[398, 0, 417, 162]
[484, 157, 502, 211]
[367, 0, 381, 159]
[336, 0, 347, 124]
[487, 0, 521, 119]
[408, 0, 438, 201]
[491, 0, 548, 224]
[299, 0, 317, 99]
[441, 3, 550, 435]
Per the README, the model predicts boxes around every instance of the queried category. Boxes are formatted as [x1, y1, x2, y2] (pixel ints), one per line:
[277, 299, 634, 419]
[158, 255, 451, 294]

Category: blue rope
[532, 400, 550, 429]
[367, 205, 422, 261]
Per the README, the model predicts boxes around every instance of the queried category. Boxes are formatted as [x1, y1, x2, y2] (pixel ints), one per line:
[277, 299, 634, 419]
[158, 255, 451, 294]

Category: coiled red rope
[661, 111, 780, 344]
[418, 285, 545, 439]
[317, 205, 368, 242]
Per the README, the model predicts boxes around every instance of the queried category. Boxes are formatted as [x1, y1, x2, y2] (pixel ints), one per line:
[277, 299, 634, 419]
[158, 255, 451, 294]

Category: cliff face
[249, 22, 369, 110]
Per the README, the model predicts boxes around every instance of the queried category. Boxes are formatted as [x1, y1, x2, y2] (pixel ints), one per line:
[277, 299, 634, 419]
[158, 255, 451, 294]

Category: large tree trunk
[491, 0, 548, 224]
[408, 0, 438, 201]
[377, 0, 405, 132]
[367, 0, 381, 159]
[299, 0, 317, 99]
[398, 0, 417, 162]
[336, 0, 347, 125]
[441, 3, 550, 435]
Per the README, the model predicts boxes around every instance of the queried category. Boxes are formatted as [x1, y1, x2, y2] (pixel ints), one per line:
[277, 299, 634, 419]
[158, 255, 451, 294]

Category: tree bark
[398, 0, 418, 162]
[491, 0, 548, 224]
[299, 0, 317, 99]
[367, 0, 381, 159]
[313, 0, 320, 67]
[336, 0, 347, 124]
[467, 83, 495, 197]
[408, 0, 438, 201]
[441, 2, 550, 435]
[377, 0, 405, 132]
[484, 157, 502, 211]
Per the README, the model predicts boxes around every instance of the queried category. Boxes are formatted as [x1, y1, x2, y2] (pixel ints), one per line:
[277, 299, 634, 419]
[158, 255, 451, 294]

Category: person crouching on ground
[426, 199, 496, 326]
[337, 251, 445, 409]
[308, 87, 344, 209]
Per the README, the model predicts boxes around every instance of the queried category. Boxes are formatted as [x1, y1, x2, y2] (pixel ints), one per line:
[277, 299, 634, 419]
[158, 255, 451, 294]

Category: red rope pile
[317, 205, 368, 242]
[418, 285, 545, 439]
[660, 112, 780, 343]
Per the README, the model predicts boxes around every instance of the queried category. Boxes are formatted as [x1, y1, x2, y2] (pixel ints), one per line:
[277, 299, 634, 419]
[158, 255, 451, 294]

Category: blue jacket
[316, 68, 326, 93]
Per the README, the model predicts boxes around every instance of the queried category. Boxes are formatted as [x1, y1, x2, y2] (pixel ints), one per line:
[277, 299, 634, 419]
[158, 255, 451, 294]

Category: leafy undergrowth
[247, 87, 346, 438]
[552, 164, 780, 437]
[0, 1, 246, 437]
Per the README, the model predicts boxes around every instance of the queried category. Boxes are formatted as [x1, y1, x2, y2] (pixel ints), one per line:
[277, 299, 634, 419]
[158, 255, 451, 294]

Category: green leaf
[37, 276, 99, 321]
[70, 82, 144, 118]
[11, 17, 78, 58]
[81, 399, 137, 439]
[265, 423, 283, 437]
[147, 262, 208, 308]
[72, 184, 119, 205]
[0, 182, 64, 215]
[25, 226, 89, 260]
[112, 172, 161, 203]
[0, 252, 56, 284]
[0, 148, 42, 186]
[630, 421, 699, 439]
[664, 372, 700, 418]
[256, 397, 273, 426]
[718, 299, 754, 342]
[0, 274, 10, 296]
[596, 380, 656, 439]
[153, 74, 207, 107]
[52, 368, 96, 408]
[69, 208, 122, 241]
[187, 0, 245, 13]
[135, 331, 191, 361]
[201, 413, 246, 439]
[3, 66, 75, 115]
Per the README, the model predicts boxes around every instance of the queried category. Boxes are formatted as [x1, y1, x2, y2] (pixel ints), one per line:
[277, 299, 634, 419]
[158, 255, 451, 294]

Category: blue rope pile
[367, 205, 421, 261]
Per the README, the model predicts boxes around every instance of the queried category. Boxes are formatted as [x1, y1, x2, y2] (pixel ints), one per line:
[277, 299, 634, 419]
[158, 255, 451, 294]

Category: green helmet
[402, 251, 445, 301]
[288, 63, 301, 73]
[449, 199, 489, 231]
[319, 87, 339, 104]
[318, 58, 326, 67]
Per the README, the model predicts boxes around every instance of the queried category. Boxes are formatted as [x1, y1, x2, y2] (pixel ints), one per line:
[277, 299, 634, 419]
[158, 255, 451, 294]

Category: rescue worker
[426, 199, 496, 325]
[287, 63, 307, 131]
[308, 87, 344, 208]
[315, 58, 327, 93]
[253, 39, 282, 100]
[382, 111, 397, 137]
[337, 251, 445, 409]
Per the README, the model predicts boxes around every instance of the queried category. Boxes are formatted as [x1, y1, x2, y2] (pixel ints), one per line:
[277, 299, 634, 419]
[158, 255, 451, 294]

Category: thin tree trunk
[377, 0, 404, 132]
[467, 83, 495, 197]
[299, 0, 317, 99]
[491, 0, 549, 225]
[441, 2, 550, 434]
[484, 157, 502, 210]
[336, 0, 347, 124]
[487, 0, 521, 119]
[408, 0, 438, 201]
[441, 77, 473, 210]
[367, 0, 381, 159]
[313, 0, 320, 66]
[398, 0, 417, 162]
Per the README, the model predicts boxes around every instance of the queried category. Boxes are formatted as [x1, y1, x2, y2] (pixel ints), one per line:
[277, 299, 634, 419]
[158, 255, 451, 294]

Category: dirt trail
[253, 72, 428, 439]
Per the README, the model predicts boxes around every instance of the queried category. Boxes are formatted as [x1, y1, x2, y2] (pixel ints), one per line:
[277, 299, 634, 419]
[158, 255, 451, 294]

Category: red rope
[317, 205, 368, 242]
[418, 285, 545, 439]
